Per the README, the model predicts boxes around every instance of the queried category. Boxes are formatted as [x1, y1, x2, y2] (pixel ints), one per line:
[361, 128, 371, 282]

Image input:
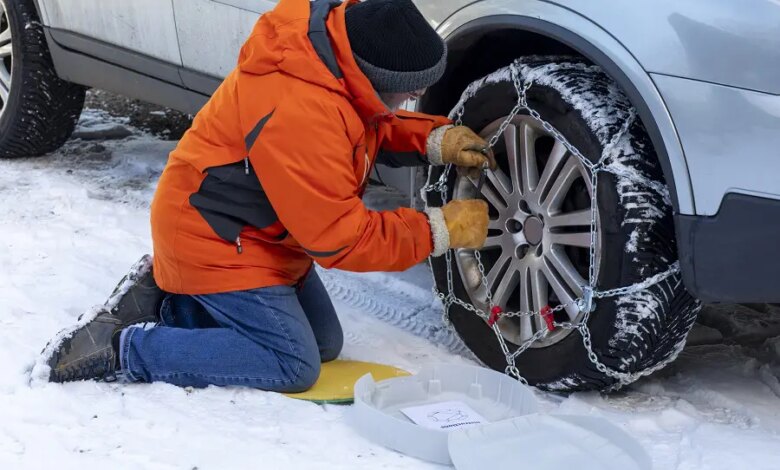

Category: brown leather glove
[444, 200, 490, 249]
[439, 126, 497, 170]
[425, 200, 489, 257]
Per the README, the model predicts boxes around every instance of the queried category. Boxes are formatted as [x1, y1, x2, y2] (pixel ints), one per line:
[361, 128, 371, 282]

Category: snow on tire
[429, 56, 702, 392]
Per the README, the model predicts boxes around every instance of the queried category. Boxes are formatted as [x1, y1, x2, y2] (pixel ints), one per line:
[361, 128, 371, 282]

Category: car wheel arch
[420, 13, 695, 216]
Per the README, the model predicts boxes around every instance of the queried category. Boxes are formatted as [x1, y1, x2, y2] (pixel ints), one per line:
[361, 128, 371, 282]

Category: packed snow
[0, 106, 779, 469]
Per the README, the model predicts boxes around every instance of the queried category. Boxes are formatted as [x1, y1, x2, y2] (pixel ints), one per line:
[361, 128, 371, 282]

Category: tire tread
[0, 0, 85, 158]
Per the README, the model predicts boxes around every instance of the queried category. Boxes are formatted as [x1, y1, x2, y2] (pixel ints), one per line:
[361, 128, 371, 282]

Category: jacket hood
[237, 0, 392, 124]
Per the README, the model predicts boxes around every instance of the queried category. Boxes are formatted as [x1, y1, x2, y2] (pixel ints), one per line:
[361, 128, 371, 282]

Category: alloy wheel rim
[0, 0, 12, 119]
[453, 115, 601, 348]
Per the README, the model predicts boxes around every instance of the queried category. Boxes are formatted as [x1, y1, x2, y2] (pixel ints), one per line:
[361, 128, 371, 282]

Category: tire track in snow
[317, 268, 472, 357]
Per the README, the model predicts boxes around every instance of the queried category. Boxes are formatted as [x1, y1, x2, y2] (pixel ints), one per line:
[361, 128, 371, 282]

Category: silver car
[3, 0, 778, 391]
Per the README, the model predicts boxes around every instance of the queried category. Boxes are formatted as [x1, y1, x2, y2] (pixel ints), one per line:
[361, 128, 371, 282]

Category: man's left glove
[424, 200, 489, 257]
[427, 125, 497, 170]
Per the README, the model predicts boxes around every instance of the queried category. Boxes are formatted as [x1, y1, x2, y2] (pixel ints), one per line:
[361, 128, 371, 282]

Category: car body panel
[411, 0, 475, 28]
[172, 0, 263, 78]
[653, 74, 780, 215]
[174, 0, 463, 78]
[37, 0, 182, 65]
[436, 0, 697, 215]
[676, 194, 780, 303]
[212, 0, 278, 13]
[547, 0, 780, 95]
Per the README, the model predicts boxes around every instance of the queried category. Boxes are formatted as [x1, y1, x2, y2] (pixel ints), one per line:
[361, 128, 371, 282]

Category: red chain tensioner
[540, 305, 555, 332]
[487, 306, 503, 327]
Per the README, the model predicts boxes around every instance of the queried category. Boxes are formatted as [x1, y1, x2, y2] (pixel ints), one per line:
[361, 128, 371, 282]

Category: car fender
[436, 0, 696, 215]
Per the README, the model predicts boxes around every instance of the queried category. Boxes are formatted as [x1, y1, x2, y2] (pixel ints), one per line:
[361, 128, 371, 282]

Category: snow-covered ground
[1, 108, 779, 469]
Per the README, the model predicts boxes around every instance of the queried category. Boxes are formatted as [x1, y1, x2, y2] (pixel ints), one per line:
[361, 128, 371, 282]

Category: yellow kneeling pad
[284, 360, 410, 404]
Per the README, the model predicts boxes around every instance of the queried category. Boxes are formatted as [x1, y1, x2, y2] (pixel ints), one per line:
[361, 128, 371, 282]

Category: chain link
[425, 60, 681, 391]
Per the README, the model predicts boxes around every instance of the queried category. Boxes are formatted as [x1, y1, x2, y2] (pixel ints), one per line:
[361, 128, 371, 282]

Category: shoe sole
[47, 336, 115, 383]
[35, 305, 108, 383]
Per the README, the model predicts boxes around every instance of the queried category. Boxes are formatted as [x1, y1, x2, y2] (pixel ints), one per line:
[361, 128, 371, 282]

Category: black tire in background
[0, 0, 85, 158]
[429, 56, 701, 392]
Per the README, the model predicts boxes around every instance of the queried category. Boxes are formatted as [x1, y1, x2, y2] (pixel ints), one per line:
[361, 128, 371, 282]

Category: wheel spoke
[488, 218, 504, 231]
[0, 43, 11, 59]
[493, 262, 520, 307]
[484, 254, 512, 294]
[530, 268, 550, 332]
[518, 267, 535, 341]
[503, 124, 521, 194]
[0, 81, 8, 103]
[481, 184, 508, 212]
[485, 167, 512, 200]
[0, 28, 11, 46]
[546, 246, 586, 297]
[547, 209, 593, 229]
[549, 230, 591, 248]
[482, 234, 503, 250]
[546, 247, 585, 319]
[542, 260, 581, 320]
[519, 122, 539, 194]
[537, 140, 568, 204]
[544, 156, 581, 212]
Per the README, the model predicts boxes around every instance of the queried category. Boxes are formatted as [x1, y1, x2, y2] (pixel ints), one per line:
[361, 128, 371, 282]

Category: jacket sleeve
[375, 110, 452, 168]
[246, 95, 435, 272]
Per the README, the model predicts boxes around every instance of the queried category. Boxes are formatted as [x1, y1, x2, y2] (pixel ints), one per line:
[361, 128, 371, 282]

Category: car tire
[0, 0, 85, 158]
[429, 56, 701, 392]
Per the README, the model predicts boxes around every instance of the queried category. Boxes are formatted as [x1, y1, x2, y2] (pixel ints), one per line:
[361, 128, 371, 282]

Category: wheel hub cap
[523, 217, 544, 246]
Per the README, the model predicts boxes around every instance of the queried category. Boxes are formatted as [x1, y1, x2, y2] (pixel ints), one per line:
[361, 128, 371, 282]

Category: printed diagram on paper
[401, 401, 488, 431]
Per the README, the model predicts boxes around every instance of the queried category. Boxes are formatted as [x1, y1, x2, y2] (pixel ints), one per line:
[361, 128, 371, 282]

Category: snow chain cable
[422, 60, 681, 391]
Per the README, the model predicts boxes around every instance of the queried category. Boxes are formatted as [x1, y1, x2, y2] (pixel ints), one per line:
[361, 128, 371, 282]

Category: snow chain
[422, 61, 681, 391]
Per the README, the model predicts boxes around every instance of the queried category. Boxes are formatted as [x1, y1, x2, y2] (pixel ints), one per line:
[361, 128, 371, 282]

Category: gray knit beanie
[345, 0, 447, 93]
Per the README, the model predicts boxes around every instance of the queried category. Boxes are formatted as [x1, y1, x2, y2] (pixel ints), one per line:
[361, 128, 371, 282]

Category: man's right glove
[425, 200, 489, 257]
[427, 125, 497, 170]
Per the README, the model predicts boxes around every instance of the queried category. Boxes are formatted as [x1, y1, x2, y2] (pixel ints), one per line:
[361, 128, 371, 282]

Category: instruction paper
[400, 401, 487, 431]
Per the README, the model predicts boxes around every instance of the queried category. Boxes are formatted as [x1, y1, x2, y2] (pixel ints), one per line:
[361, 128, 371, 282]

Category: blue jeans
[119, 270, 343, 392]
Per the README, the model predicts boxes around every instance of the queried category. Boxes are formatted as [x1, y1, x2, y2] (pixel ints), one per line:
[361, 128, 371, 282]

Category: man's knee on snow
[281, 355, 321, 393]
[271, 338, 322, 393]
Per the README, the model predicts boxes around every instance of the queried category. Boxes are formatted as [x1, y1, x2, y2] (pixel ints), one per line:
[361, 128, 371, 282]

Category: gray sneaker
[47, 255, 166, 383]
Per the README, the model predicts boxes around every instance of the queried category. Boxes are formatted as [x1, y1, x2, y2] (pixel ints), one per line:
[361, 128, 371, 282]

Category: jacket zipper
[236, 157, 251, 253]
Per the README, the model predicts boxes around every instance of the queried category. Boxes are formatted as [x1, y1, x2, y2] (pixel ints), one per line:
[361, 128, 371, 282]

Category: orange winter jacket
[150, 0, 451, 294]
